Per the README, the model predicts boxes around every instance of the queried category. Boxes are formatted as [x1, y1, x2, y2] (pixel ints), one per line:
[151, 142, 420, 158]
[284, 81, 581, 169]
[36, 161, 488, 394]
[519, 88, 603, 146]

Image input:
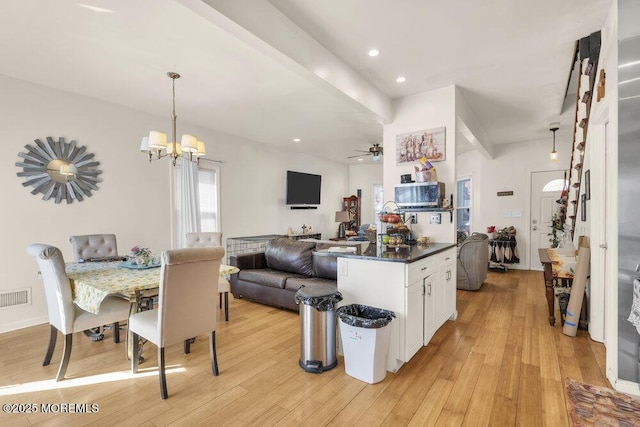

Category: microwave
[394, 182, 445, 208]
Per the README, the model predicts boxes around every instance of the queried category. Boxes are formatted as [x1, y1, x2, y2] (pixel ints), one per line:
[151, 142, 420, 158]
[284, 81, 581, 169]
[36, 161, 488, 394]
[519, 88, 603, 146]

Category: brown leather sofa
[229, 238, 338, 311]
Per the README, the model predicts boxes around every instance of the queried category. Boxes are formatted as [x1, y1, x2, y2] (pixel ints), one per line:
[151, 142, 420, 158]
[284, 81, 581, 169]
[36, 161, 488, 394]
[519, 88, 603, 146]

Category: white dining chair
[185, 232, 231, 321]
[27, 243, 131, 381]
[129, 247, 225, 399]
[69, 234, 119, 261]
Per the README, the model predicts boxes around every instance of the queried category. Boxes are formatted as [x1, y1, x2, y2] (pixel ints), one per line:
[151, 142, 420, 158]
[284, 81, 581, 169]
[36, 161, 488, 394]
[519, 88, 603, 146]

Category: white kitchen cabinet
[405, 279, 425, 360]
[336, 243, 457, 373]
[423, 272, 437, 345]
[441, 248, 457, 323]
[405, 256, 435, 361]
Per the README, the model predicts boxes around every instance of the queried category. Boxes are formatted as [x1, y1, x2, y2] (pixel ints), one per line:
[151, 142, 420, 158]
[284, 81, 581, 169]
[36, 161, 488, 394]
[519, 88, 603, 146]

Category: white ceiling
[0, 0, 612, 164]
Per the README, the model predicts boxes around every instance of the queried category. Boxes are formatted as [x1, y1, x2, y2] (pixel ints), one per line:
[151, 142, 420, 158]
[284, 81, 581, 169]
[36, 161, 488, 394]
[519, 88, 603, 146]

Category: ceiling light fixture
[549, 122, 560, 162]
[293, 138, 301, 142]
[368, 49, 380, 57]
[140, 72, 205, 166]
[396, 76, 406, 83]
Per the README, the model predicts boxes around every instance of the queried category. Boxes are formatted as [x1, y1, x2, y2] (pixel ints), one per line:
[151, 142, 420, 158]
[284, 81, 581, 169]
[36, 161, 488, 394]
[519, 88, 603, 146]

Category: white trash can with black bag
[337, 304, 395, 384]
[295, 285, 343, 373]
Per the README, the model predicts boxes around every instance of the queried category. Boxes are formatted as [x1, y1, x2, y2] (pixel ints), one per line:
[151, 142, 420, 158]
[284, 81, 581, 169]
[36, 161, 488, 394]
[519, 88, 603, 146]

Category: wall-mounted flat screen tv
[286, 171, 321, 205]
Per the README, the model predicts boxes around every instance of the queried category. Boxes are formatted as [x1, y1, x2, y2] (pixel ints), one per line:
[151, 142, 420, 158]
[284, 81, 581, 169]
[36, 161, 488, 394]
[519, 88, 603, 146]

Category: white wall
[0, 75, 349, 332]
[348, 164, 383, 227]
[383, 86, 457, 243]
[456, 134, 574, 270]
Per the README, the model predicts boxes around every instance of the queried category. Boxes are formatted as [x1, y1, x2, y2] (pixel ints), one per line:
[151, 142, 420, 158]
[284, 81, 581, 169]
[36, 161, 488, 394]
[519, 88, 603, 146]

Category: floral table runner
[67, 262, 239, 314]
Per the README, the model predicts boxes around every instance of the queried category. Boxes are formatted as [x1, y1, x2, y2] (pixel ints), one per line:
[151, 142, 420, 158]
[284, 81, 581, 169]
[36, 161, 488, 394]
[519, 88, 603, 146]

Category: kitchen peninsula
[336, 242, 457, 372]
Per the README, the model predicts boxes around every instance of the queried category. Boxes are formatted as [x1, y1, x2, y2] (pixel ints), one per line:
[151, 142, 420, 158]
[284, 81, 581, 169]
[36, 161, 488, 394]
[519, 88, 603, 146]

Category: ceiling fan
[348, 143, 383, 161]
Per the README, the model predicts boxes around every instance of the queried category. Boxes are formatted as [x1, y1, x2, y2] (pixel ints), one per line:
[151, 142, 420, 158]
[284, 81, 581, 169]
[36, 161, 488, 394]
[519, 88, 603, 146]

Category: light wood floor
[0, 270, 607, 426]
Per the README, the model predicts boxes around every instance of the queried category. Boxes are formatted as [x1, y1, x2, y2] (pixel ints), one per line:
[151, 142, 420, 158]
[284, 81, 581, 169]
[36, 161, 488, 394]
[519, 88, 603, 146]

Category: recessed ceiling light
[368, 49, 380, 57]
[77, 3, 113, 13]
[357, 158, 364, 162]
[293, 138, 301, 142]
[396, 76, 406, 83]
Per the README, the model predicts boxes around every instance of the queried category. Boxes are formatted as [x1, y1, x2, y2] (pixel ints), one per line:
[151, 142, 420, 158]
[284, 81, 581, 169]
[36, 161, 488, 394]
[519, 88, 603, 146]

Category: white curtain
[177, 158, 201, 247]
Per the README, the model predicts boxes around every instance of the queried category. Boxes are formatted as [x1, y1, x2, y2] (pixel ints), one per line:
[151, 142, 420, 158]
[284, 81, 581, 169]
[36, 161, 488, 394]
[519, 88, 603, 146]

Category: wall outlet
[409, 214, 417, 224]
[430, 213, 441, 224]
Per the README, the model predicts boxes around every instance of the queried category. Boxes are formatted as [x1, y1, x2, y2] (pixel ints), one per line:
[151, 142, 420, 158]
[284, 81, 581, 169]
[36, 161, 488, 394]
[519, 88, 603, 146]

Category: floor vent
[0, 288, 31, 309]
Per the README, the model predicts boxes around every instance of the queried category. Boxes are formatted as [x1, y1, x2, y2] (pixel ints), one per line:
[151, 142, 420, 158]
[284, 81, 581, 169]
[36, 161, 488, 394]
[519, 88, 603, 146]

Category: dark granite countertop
[317, 242, 456, 263]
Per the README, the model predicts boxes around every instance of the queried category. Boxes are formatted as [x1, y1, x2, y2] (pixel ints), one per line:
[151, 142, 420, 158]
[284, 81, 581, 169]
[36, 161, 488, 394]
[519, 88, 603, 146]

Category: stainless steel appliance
[394, 182, 445, 208]
[618, 0, 640, 383]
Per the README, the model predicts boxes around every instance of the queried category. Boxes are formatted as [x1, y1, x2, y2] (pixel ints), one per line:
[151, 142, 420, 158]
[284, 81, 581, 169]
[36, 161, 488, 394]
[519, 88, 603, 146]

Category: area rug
[565, 377, 640, 426]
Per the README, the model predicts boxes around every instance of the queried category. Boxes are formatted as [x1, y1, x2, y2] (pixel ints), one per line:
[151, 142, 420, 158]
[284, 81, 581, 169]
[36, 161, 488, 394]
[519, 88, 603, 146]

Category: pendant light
[549, 122, 560, 162]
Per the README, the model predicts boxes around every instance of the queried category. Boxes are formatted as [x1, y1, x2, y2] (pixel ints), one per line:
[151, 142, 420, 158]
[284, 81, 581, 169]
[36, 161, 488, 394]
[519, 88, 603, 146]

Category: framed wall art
[585, 169, 591, 200]
[396, 126, 446, 165]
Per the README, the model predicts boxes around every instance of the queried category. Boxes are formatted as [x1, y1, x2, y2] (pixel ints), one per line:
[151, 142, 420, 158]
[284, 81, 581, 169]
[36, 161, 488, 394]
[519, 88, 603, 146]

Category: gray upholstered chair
[69, 234, 118, 261]
[456, 232, 489, 291]
[27, 244, 131, 381]
[185, 232, 231, 321]
[129, 247, 225, 399]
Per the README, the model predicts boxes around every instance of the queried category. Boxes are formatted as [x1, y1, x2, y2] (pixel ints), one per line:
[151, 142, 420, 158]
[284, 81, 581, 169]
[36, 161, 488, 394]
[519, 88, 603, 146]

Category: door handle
[532, 226, 538, 231]
[599, 244, 607, 249]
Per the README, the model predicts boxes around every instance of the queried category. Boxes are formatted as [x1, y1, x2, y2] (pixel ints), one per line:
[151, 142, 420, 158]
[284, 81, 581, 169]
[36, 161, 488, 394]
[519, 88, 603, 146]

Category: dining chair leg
[56, 334, 73, 381]
[43, 324, 57, 366]
[112, 322, 120, 344]
[184, 339, 191, 354]
[131, 333, 139, 374]
[209, 331, 219, 376]
[224, 292, 229, 322]
[219, 293, 222, 309]
[159, 347, 168, 400]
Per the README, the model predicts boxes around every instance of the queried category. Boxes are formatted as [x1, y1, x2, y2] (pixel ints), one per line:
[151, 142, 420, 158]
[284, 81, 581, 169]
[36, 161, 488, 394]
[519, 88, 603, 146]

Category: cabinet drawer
[407, 257, 436, 284]
[438, 248, 456, 265]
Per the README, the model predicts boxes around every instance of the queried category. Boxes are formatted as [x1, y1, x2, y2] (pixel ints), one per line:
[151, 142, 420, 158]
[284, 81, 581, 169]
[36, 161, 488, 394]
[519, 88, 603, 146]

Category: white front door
[530, 170, 566, 271]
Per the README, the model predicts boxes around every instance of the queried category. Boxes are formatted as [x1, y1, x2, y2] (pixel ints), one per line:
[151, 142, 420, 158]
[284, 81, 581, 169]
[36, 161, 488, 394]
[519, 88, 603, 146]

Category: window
[173, 162, 220, 247]
[542, 179, 568, 192]
[198, 167, 219, 232]
[456, 176, 471, 234]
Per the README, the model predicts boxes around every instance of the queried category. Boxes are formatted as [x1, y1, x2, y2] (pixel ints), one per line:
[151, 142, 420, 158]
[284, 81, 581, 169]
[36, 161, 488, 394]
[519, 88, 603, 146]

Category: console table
[538, 248, 587, 329]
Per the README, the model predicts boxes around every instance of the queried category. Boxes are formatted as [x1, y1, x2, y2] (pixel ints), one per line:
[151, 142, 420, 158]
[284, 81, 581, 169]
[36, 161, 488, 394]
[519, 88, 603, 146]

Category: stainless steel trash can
[295, 285, 343, 373]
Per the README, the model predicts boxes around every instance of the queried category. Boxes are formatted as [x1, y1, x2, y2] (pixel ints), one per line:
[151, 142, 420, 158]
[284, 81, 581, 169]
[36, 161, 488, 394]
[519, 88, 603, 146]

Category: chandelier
[139, 72, 206, 165]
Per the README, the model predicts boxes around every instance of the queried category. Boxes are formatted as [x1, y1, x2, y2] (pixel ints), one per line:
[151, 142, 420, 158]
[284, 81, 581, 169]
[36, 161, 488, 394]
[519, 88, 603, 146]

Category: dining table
[66, 260, 240, 359]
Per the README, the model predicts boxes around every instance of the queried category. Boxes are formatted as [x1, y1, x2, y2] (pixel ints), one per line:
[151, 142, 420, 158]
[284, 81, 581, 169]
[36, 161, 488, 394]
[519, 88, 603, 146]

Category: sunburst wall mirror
[15, 136, 102, 204]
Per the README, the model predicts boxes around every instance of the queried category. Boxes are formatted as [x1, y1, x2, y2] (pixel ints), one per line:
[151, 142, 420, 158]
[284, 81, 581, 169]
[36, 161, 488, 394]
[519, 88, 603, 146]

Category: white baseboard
[609, 374, 640, 397]
[0, 316, 48, 333]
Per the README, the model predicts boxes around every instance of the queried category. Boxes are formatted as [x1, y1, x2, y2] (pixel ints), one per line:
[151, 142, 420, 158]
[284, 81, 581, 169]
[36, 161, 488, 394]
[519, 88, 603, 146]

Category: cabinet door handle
[421, 266, 428, 271]
[445, 257, 451, 261]
[428, 284, 432, 296]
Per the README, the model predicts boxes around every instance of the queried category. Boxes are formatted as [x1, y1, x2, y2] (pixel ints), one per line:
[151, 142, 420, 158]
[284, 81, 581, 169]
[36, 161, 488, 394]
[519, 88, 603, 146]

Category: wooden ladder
[563, 31, 601, 239]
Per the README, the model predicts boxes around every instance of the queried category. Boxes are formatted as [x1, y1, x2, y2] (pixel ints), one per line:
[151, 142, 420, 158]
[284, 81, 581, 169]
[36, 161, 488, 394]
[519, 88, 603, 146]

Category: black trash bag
[337, 304, 396, 329]
[295, 286, 343, 312]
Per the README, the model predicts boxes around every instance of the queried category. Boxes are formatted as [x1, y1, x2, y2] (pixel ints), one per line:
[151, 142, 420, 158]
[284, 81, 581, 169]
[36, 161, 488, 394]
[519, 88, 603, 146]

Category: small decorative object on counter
[130, 246, 151, 264]
[487, 225, 496, 239]
[415, 156, 438, 182]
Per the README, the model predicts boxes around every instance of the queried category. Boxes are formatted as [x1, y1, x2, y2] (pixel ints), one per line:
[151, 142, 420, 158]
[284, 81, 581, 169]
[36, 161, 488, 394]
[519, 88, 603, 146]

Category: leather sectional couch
[229, 238, 338, 311]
